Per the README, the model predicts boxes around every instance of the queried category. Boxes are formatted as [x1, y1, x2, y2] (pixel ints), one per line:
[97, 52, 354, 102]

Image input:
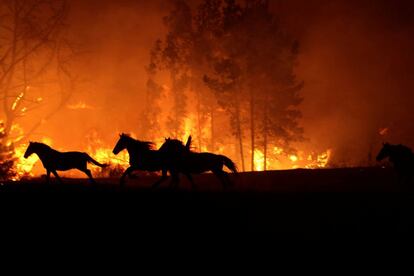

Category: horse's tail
[86, 154, 108, 168]
[185, 135, 192, 150]
[220, 155, 237, 174]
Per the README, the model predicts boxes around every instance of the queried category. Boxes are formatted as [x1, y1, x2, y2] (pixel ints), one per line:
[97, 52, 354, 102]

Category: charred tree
[0, 0, 76, 178]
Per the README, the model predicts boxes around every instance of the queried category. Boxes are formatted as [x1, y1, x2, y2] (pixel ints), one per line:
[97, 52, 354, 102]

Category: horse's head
[113, 133, 129, 155]
[376, 142, 391, 161]
[24, 142, 42, 158]
[159, 138, 187, 155]
[24, 142, 34, 158]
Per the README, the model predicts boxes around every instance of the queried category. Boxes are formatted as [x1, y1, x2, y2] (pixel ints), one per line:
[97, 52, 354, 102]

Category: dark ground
[1, 167, 413, 245]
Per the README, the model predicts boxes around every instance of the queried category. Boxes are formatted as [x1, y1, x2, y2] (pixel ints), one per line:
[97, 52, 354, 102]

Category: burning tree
[206, 0, 304, 171]
[0, 0, 76, 179]
[142, 0, 223, 149]
[142, 0, 304, 171]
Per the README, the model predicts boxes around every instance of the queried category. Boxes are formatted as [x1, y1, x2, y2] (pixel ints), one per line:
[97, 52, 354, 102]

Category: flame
[67, 102, 94, 110]
[89, 147, 130, 177]
[11, 92, 24, 111]
[11, 135, 53, 180]
[12, 143, 39, 180]
[254, 149, 264, 171]
[6, 114, 333, 180]
[252, 146, 332, 171]
[289, 155, 298, 162]
[379, 127, 389, 136]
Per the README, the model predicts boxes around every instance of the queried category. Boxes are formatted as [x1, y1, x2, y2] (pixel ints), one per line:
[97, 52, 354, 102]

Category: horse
[24, 142, 108, 184]
[376, 142, 414, 185]
[157, 136, 237, 189]
[112, 133, 169, 187]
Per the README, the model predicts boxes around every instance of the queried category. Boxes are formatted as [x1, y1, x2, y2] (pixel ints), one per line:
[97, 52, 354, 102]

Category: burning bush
[0, 141, 17, 181]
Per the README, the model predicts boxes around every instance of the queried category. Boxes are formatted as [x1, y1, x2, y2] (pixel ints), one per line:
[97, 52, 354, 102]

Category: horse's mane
[31, 142, 52, 150]
[121, 133, 155, 150]
[397, 144, 413, 153]
[164, 138, 186, 149]
[388, 143, 413, 155]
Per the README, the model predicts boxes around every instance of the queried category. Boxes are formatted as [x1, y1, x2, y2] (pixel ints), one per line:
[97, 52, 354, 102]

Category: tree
[205, 0, 304, 170]
[145, 0, 304, 171]
[0, 0, 75, 178]
[204, 58, 246, 170]
[159, 0, 193, 138]
[139, 40, 165, 141]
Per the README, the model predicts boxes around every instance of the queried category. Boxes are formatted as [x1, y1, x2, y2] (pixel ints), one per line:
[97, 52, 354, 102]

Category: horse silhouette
[112, 133, 170, 187]
[377, 142, 414, 184]
[157, 136, 237, 189]
[24, 142, 107, 184]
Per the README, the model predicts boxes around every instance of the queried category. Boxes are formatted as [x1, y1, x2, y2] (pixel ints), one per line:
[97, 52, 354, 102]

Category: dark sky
[40, 0, 414, 165]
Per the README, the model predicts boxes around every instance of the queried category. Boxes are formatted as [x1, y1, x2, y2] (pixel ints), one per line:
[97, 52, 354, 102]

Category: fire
[67, 102, 94, 110]
[379, 127, 389, 136]
[252, 146, 332, 171]
[6, 116, 333, 180]
[11, 92, 24, 111]
[12, 137, 54, 180]
[254, 149, 264, 171]
[12, 143, 39, 180]
[89, 147, 130, 177]
[289, 155, 298, 162]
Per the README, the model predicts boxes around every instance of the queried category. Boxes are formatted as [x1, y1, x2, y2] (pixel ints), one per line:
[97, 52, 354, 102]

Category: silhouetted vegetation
[0, 0, 77, 179]
[143, 0, 303, 171]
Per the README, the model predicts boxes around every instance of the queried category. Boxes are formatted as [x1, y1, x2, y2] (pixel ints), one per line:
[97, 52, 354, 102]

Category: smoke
[274, 0, 414, 165]
[25, 0, 169, 150]
[18, 0, 414, 168]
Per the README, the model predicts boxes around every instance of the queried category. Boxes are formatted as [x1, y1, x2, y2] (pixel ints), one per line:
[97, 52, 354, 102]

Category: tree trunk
[235, 97, 245, 172]
[250, 89, 255, 171]
[210, 107, 215, 152]
[170, 71, 179, 138]
[263, 91, 269, 171]
[196, 87, 202, 151]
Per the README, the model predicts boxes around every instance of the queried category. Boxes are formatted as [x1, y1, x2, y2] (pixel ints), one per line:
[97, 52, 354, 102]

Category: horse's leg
[221, 171, 231, 187]
[169, 171, 180, 189]
[120, 166, 136, 187]
[51, 171, 63, 184]
[82, 169, 96, 185]
[46, 170, 51, 184]
[184, 173, 196, 191]
[152, 169, 168, 189]
[214, 169, 231, 189]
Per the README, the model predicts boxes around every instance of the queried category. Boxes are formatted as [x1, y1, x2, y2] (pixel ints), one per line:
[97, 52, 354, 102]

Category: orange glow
[8, 116, 333, 179]
[13, 143, 39, 180]
[67, 102, 94, 110]
[379, 127, 389, 136]
[252, 146, 331, 171]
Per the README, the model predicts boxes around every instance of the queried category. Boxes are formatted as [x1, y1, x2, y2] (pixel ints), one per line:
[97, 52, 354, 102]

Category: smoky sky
[38, 0, 414, 165]
[275, 0, 414, 164]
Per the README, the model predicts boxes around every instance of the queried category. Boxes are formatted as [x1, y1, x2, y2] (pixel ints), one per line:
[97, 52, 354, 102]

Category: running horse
[24, 142, 108, 184]
[376, 142, 414, 184]
[112, 133, 170, 187]
[157, 136, 237, 189]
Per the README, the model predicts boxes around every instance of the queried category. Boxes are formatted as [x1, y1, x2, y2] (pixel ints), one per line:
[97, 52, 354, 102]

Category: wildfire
[254, 149, 265, 171]
[289, 155, 298, 162]
[379, 127, 389, 136]
[67, 102, 94, 110]
[11, 92, 24, 111]
[252, 146, 332, 171]
[6, 117, 333, 180]
[12, 143, 39, 180]
[11, 136, 54, 180]
[89, 147, 130, 177]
